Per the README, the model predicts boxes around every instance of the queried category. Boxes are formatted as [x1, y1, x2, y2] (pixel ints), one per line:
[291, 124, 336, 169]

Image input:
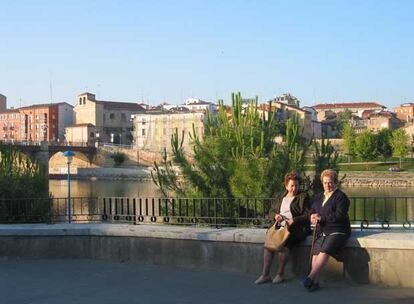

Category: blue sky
[1, 0, 413, 109]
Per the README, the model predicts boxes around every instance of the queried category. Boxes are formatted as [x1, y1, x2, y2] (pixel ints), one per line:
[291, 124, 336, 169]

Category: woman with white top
[255, 172, 311, 284]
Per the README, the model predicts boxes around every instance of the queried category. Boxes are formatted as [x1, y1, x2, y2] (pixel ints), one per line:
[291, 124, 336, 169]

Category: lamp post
[63, 151, 75, 224]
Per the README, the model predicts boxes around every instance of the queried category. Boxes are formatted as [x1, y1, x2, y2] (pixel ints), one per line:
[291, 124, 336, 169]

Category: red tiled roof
[313, 102, 385, 109]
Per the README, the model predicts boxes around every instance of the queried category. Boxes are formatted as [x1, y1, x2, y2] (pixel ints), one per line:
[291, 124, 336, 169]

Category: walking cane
[308, 220, 319, 273]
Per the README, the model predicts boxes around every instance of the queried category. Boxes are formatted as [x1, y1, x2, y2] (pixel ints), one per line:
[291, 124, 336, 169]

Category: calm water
[49, 179, 414, 198]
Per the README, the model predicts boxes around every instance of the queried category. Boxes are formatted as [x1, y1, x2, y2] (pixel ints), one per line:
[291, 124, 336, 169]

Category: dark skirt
[312, 233, 349, 257]
[284, 225, 311, 250]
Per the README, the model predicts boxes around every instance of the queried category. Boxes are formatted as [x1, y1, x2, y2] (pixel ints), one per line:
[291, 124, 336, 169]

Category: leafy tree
[0, 143, 49, 222]
[336, 109, 353, 135]
[341, 122, 355, 163]
[354, 130, 379, 165]
[111, 151, 126, 166]
[391, 128, 410, 168]
[376, 129, 393, 162]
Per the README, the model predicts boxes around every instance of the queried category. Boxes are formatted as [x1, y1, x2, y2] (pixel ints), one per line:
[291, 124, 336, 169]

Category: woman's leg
[255, 248, 274, 284]
[277, 247, 290, 276]
[262, 248, 274, 276]
[308, 252, 329, 283]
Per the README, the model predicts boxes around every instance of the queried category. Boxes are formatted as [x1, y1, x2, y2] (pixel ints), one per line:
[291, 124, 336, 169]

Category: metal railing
[1, 196, 413, 229]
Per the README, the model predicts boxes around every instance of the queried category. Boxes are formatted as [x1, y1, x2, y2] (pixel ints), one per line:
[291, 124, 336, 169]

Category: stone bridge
[10, 141, 97, 174]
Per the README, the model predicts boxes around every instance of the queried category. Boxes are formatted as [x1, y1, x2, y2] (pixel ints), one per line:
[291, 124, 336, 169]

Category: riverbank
[340, 171, 414, 187]
[49, 166, 414, 188]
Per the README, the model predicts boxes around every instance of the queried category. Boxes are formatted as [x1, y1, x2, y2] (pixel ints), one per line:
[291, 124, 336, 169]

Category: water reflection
[49, 179, 160, 198]
[49, 180, 414, 199]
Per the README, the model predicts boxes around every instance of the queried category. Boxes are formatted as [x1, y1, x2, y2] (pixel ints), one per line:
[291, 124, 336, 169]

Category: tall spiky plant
[151, 92, 310, 199]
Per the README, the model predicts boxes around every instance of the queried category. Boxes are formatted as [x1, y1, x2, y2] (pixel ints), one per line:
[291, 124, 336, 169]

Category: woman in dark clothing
[304, 169, 351, 292]
[255, 172, 311, 284]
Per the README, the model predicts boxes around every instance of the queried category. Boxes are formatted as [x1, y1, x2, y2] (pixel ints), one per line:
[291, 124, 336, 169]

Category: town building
[0, 94, 6, 112]
[366, 111, 403, 133]
[184, 98, 217, 113]
[256, 101, 313, 139]
[0, 95, 73, 142]
[312, 102, 385, 117]
[132, 110, 205, 155]
[394, 103, 414, 123]
[65, 92, 145, 145]
[274, 93, 300, 107]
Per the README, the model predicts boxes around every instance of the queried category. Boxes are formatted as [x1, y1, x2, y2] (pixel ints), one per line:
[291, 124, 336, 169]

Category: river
[49, 179, 414, 198]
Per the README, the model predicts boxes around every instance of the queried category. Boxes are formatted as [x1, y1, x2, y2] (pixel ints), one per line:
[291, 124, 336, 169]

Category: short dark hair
[284, 172, 300, 187]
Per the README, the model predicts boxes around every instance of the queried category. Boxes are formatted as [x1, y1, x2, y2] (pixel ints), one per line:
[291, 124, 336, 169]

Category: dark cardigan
[310, 189, 351, 235]
[269, 191, 311, 239]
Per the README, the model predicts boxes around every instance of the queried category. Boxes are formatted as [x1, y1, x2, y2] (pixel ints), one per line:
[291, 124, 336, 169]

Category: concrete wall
[0, 224, 413, 288]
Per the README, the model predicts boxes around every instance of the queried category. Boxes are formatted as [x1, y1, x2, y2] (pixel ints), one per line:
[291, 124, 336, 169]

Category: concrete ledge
[0, 224, 413, 288]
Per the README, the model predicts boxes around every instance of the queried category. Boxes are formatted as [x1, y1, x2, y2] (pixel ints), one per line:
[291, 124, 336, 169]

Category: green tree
[391, 128, 410, 168]
[311, 137, 340, 194]
[354, 130, 378, 165]
[336, 109, 353, 135]
[151, 92, 310, 199]
[0, 143, 49, 222]
[341, 122, 355, 163]
[376, 129, 393, 162]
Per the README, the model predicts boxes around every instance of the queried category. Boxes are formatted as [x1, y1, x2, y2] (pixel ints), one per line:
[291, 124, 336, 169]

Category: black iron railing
[1, 196, 413, 229]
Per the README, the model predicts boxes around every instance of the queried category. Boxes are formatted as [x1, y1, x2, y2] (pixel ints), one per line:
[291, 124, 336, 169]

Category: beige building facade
[132, 111, 205, 154]
[65, 92, 145, 145]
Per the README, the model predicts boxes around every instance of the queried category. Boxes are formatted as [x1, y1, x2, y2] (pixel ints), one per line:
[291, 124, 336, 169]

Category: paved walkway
[1, 260, 413, 304]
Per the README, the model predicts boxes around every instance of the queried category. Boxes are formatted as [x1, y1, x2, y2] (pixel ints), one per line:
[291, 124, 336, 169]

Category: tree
[376, 129, 393, 162]
[354, 130, 378, 165]
[391, 128, 410, 168]
[0, 143, 49, 222]
[311, 137, 340, 194]
[341, 122, 355, 163]
[336, 109, 353, 135]
[151, 92, 310, 199]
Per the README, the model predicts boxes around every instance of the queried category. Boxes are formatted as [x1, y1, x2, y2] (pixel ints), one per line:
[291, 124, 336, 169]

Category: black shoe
[308, 282, 320, 292]
[303, 277, 313, 289]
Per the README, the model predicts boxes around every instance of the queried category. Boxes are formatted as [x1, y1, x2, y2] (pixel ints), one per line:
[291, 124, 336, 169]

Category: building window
[83, 97, 86, 104]
[110, 113, 115, 119]
[52, 114, 56, 119]
[79, 97, 82, 104]
[142, 129, 146, 136]
[90, 132, 94, 138]
[121, 113, 126, 121]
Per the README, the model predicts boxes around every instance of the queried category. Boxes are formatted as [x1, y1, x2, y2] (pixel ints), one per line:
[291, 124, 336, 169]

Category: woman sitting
[304, 169, 351, 291]
[255, 172, 311, 284]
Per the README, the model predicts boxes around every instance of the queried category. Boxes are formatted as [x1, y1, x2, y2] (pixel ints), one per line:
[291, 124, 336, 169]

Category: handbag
[264, 222, 290, 252]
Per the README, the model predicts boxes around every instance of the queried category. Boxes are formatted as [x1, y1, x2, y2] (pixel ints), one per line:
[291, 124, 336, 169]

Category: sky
[1, 0, 413, 109]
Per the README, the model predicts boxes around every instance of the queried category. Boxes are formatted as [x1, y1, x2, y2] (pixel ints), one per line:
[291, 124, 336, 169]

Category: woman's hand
[286, 218, 294, 226]
[275, 214, 284, 222]
[310, 213, 321, 225]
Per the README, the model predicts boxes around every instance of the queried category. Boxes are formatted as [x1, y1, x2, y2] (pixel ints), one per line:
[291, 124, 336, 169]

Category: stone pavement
[0, 260, 413, 304]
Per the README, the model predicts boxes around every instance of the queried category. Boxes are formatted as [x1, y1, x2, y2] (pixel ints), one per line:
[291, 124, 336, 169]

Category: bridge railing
[1, 196, 413, 229]
[0, 140, 94, 147]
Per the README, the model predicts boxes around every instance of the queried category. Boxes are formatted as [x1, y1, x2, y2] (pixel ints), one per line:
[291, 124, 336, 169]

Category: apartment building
[0, 95, 73, 142]
[395, 103, 414, 123]
[312, 102, 385, 117]
[132, 109, 205, 154]
[258, 99, 314, 140]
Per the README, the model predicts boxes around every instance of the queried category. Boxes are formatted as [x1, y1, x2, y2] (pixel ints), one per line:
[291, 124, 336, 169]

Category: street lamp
[63, 151, 75, 224]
